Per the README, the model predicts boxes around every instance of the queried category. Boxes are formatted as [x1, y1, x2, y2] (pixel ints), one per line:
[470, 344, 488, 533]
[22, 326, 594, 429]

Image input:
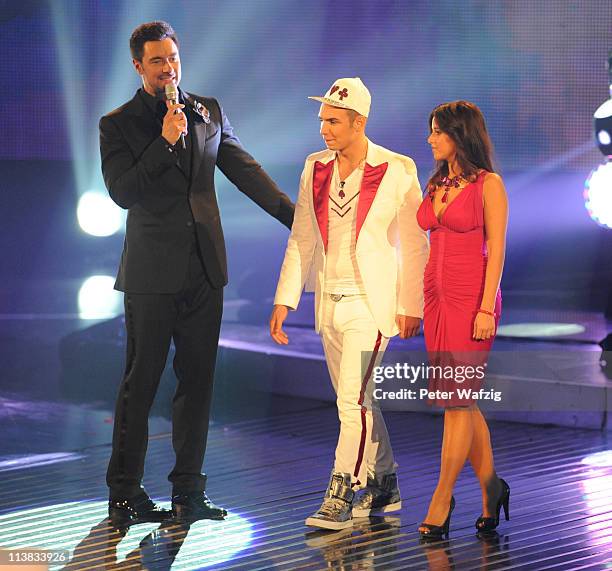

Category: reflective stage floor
[1, 393, 611, 570]
[0, 279, 611, 569]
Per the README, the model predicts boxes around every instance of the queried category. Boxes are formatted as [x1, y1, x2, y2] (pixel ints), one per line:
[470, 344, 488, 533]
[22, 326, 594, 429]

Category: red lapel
[356, 162, 388, 241]
[312, 160, 334, 251]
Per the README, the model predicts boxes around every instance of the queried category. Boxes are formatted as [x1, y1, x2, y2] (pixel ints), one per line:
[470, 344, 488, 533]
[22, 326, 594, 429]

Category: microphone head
[164, 83, 178, 101]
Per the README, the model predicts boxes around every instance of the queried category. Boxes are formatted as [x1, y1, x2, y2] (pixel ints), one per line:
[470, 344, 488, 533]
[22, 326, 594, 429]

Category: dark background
[1, 0, 611, 317]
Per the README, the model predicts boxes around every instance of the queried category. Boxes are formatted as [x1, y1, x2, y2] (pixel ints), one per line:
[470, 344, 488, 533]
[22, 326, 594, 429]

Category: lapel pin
[193, 100, 211, 124]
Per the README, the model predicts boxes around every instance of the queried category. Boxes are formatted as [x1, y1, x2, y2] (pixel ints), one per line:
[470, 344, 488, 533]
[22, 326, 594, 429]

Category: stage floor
[0, 394, 610, 570]
[0, 278, 610, 569]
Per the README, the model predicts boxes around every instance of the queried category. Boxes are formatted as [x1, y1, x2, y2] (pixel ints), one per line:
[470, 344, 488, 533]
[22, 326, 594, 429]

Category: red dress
[416, 171, 502, 407]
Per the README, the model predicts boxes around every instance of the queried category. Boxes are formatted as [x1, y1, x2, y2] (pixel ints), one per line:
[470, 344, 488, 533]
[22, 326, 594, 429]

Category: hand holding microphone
[163, 83, 187, 149]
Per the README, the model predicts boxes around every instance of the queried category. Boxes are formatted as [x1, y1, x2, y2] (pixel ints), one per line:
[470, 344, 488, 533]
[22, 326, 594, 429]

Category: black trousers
[106, 241, 223, 499]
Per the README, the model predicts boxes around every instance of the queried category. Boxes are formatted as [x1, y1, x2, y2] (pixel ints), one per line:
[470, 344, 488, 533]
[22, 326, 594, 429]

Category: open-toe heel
[475, 478, 510, 532]
[419, 496, 455, 541]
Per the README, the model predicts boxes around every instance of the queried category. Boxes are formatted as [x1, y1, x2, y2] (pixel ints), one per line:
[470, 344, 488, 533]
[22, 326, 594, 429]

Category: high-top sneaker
[305, 472, 355, 530]
[352, 472, 401, 517]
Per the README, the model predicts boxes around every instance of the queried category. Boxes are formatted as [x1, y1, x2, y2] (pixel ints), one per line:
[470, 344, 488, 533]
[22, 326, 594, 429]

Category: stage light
[77, 191, 124, 237]
[582, 450, 612, 468]
[584, 51, 612, 230]
[597, 127, 611, 147]
[593, 50, 612, 157]
[496, 323, 585, 338]
[78, 276, 122, 320]
[580, 450, 612, 468]
[584, 162, 612, 229]
[0, 501, 253, 570]
[594, 100, 612, 157]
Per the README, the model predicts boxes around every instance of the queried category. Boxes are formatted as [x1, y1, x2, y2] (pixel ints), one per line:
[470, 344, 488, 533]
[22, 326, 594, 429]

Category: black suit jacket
[99, 89, 294, 292]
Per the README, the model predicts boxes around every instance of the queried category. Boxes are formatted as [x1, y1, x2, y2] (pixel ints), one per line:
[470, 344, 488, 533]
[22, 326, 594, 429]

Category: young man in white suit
[270, 78, 429, 530]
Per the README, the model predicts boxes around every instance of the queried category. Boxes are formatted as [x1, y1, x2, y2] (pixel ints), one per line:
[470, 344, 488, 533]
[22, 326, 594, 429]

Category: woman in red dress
[415, 101, 509, 539]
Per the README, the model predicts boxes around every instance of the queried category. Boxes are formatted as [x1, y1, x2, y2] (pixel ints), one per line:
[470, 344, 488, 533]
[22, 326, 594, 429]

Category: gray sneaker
[352, 472, 402, 517]
[305, 472, 355, 530]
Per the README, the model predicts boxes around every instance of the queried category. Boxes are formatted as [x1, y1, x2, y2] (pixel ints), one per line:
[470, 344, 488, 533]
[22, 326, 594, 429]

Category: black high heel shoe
[419, 496, 455, 540]
[475, 478, 510, 532]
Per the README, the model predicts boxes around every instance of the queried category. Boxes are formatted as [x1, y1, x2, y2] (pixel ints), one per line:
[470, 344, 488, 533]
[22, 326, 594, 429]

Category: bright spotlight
[581, 450, 612, 468]
[77, 190, 124, 236]
[78, 275, 122, 319]
[585, 51, 612, 229]
[584, 162, 612, 229]
[597, 128, 611, 147]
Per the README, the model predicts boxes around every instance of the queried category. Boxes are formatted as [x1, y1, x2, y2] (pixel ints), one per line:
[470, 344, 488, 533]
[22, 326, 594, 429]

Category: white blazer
[274, 140, 429, 338]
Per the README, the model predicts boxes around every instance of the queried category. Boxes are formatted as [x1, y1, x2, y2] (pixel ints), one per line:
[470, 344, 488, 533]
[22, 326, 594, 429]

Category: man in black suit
[100, 21, 294, 524]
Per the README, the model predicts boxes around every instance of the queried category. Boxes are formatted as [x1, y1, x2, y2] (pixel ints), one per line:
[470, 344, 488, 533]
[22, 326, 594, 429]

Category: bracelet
[477, 309, 496, 318]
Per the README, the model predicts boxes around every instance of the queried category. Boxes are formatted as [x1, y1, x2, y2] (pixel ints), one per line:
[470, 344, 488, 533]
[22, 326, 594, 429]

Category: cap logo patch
[337, 88, 349, 100]
[329, 85, 340, 96]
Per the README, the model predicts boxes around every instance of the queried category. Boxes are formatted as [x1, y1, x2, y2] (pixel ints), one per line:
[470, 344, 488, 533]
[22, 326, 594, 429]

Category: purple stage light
[584, 162, 612, 229]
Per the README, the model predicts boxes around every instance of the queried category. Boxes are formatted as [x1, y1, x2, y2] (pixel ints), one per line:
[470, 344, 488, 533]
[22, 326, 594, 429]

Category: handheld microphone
[164, 83, 186, 150]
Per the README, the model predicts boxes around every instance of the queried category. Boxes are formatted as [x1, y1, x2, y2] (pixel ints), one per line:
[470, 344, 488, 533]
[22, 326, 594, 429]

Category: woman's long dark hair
[426, 100, 496, 193]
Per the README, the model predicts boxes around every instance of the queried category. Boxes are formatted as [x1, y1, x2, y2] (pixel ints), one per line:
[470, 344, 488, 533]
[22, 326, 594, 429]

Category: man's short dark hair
[130, 21, 179, 61]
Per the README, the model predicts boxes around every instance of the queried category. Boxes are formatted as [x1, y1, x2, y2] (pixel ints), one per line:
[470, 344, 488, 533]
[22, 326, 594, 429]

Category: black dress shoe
[108, 493, 171, 525]
[171, 491, 227, 522]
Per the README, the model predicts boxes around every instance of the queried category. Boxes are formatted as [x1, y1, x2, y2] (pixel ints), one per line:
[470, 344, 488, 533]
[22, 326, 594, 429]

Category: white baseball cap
[309, 77, 371, 118]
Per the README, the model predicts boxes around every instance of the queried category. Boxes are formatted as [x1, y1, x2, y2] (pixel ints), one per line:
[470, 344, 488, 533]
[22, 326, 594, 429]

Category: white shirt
[324, 160, 366, 294]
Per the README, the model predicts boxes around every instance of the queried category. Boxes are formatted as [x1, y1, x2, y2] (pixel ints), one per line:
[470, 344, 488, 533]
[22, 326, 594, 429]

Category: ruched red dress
[416, 171, 502, 407]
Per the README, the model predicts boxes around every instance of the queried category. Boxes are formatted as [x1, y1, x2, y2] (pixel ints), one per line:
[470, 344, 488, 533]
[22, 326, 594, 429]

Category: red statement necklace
[431, 173, 465, 202]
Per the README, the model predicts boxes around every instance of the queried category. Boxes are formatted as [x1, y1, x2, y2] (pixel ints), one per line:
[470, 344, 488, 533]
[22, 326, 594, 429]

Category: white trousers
[320, 293, 397, 488]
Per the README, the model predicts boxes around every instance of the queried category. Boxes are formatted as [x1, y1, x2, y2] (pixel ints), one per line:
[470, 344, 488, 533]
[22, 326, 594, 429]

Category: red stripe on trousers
[353, 331, 383, 483]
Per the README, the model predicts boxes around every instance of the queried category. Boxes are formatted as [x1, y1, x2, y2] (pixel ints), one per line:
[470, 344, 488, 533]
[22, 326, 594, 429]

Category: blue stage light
[77, 191, 124, 236]
[78, 276, 122, 319]
[584, 162, 612, 230]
